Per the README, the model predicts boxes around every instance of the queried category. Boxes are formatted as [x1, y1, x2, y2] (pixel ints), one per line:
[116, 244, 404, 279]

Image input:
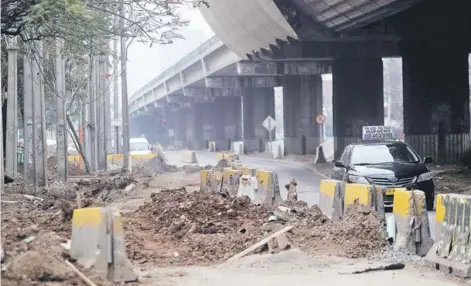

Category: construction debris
[285, 179, 298, 201]
[136, 153, 178, 175]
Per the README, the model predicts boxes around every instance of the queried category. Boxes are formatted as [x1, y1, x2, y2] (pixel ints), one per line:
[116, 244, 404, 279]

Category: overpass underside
[132, 0, 471, 164]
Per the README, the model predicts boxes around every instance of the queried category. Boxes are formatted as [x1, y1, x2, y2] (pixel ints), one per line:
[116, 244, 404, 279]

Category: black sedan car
[330, 140, 435, 210]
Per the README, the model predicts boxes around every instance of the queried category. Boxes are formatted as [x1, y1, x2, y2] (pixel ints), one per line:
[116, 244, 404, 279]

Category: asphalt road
[165, 150, 436, 240]
[165, 150, 323, 204]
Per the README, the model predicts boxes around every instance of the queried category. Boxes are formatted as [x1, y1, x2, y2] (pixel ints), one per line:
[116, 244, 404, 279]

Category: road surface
[166, 151, 323, 204]
[153, 150, 456, 285]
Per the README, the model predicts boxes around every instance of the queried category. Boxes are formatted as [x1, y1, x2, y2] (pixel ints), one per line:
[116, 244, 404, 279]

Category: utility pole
[120, 0, 131, 171]
[113, 37, 120, 154]
[23, 53, 34, 184]
[6, 37, 18, 178]
[97, 55, 106, 170]
[89, 56, 98, 171]
[55, 39, 68, 181]
[40, 44, 48, 186]
[104, 54, 111, 170]
[32, 41, 46, 186]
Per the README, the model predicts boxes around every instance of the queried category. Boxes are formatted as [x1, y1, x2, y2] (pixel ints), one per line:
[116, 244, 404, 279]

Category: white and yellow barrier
[393, 188, 433, 256]
[344, 183, 374, 209]
[253, 169, 283, 206]
[318, 179, 344, 221]
[216, 152, 236, 164]
[425, 194, 471, 278]
[71, 207, 137, 282]
[182, 150, 198, 164]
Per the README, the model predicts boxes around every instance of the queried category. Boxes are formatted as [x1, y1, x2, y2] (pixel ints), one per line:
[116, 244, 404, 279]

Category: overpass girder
[205, 76, 277, 89]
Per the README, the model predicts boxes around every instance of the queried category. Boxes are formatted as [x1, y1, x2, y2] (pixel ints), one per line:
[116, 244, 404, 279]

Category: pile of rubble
[289, 204, 387, 259]
[1, 231, 114, 286]
[123, 187, 388, 267]
[135, 154, 178, 175]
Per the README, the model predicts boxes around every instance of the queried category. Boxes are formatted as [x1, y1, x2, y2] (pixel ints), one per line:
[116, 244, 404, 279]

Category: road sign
[316, 114, 325, 124]
[262, 116, 276, 132]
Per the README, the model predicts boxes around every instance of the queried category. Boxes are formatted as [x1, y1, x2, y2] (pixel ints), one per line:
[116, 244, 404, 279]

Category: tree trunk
[66, 114, 91, 174]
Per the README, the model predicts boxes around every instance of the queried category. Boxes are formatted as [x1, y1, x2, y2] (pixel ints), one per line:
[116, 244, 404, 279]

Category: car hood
[350, 163, 429, 178]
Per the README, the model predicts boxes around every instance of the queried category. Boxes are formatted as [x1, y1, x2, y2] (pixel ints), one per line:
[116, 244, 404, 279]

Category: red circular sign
[316, 114, 325, 124]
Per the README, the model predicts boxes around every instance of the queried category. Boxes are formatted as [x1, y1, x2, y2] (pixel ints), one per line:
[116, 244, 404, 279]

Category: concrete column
[402, 47, 470, 135]
[332, 57, 384, 159]
[185, 106, 202, 149]
[402, 42, 470, 164]
[283, 75, 323, 155]
[198, 102, 216, 148]
[241, 88, 275, 152]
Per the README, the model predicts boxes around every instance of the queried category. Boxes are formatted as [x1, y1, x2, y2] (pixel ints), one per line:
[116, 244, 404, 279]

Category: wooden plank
[226, 225, 294, 262]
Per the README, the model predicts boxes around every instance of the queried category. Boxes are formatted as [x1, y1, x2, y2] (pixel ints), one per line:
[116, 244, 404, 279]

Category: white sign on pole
[362, 126, 394, 141]
[262, 116, 276, 132]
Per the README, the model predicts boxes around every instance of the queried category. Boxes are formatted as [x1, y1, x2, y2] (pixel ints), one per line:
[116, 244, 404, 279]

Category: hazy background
[127, 7, 214, 96]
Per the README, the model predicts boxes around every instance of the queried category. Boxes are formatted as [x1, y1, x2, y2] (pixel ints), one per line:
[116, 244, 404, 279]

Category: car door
[331, 146, 351, 180]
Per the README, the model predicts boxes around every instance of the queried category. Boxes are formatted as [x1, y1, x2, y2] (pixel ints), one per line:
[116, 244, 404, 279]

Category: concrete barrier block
[232, 141, 244, 155]
[182, 150, 198, 164]
[393, 189, 433, 256]
[425, 194, 471, 278]
[71, 207, 138, 282]
[200, 170, 209, 191]
[344, 183, 373, 208]
[237, 175, 258, 201]
[71, 207, 110, 276]
[223, 168, 240, 196]
[319, 179, 344, 221]
[216, 152, 235, 164]
[108, 211, 138, 282]
[208, 141, 216, 152]
[237, 166, 256, 176]
[254, 170, 283, 206]
[130, 154, 156, 161]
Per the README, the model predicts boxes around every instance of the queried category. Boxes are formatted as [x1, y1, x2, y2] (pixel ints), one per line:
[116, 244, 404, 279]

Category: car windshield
[130, 142, 149, 151]
[351, 144, 420, 165]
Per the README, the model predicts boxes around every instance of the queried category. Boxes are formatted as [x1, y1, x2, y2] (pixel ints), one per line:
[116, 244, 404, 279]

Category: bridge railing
[130, 35, 222, 102]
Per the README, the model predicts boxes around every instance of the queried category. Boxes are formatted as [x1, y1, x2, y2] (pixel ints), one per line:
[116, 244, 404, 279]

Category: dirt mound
[290, 204, 387, 259]
[124, 188, 269, 266]
[137, 154, 178, 175]
[181, 165, 203, 174]
[7, 250, 72, 282]
[214, 159, 230, 170]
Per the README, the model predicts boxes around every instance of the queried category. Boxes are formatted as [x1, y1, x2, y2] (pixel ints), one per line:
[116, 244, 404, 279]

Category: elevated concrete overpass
[130, 0, 471, 164]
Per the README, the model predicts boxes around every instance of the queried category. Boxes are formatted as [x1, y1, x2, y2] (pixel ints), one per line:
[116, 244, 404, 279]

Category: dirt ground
[2, 155, 469, 285]
[138, 250, 468, 286]
[434, 168, 471, 195]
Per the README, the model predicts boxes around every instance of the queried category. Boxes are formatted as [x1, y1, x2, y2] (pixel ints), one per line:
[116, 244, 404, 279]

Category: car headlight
[416, 172, 433, 183]
[348, 175, 370, 185]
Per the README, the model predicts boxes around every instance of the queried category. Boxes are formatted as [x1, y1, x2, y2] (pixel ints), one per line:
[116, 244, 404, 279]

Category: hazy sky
[127, 7, 214, 96]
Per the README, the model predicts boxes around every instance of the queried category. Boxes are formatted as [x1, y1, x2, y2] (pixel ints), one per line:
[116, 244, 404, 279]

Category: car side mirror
[334, 161, 346, 168]
[423, 156, 433, 164]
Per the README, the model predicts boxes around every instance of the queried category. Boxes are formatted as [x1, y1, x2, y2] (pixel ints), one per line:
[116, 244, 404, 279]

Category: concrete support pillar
[401, 42, 470, 164]
[241, 88, 275, 152]
[213, 96, 241, 151]
[185, 106, 202, 149]
[199, 101, 216, 148]
[282, 75, 323, 155]
[332, 57, 384, 159]
[168, 107, 186, 148]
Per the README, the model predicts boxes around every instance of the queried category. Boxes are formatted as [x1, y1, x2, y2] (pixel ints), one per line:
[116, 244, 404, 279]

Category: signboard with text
[362, 126, 394, 141]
